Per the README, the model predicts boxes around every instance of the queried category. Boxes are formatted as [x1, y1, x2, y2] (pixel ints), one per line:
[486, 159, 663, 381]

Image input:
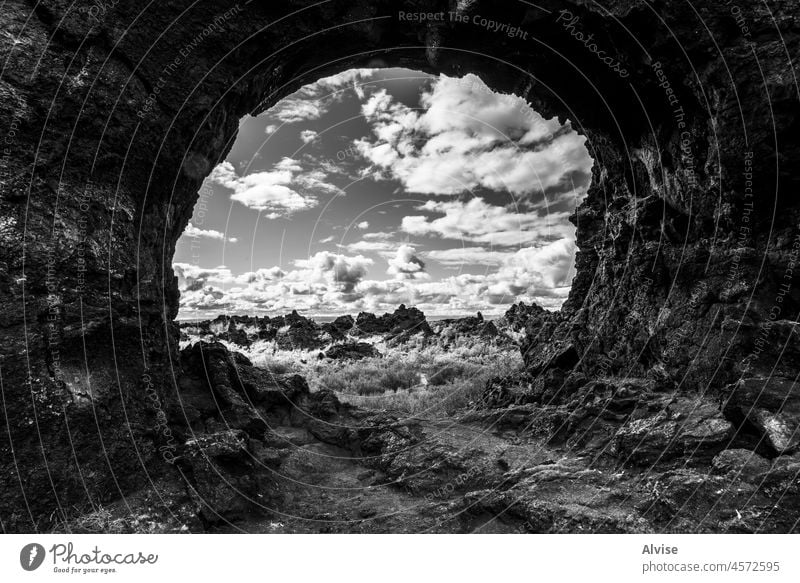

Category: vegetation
[223, 332, 523, 417]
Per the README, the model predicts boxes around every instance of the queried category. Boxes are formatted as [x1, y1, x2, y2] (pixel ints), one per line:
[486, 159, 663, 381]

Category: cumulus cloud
[293, 251, 373, 293]
[175, 70, 588, 316]
[401, 197, 574, 247]
[354, 74, 593, 200]
[300, 129, 318, 144]
[174, 239, 574, 314]
[268, 69, 378, 124]
[209, 158, 341, 218]
[363, 232, 395, 241]
[387, 244, 428, 280]
[487, 238, 576, 303]
[183, 222, 238, 243]
[174, 251, 373, 313]
[426, 246, 509, 267]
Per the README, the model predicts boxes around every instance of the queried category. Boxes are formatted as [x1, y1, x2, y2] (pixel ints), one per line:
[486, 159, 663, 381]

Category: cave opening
[171, 67, 595, 417]
[172, 68, 594, 322]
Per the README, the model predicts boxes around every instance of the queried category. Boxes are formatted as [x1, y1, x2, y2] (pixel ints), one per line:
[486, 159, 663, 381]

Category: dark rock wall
[0, 0, 798, 530]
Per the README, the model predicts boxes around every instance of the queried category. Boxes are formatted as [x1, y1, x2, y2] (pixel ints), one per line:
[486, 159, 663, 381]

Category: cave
[1, 0, 798, 533]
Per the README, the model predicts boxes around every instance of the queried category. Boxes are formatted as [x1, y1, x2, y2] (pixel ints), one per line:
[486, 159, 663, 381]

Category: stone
[325, 342, 380, 360]
[723, 376, 800, 454]
[712, 449, 771, 481]
[179, 430, 262, 524]
[614, 399, 733, 465]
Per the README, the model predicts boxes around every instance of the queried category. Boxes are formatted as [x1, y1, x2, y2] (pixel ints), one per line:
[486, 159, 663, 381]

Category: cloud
[300, 129, 318, 144]
[341, 240, 397, 254]
[401, 197, 574, 247]
[209, 159, 341, 218]
[387, 244, 428, 280]
[426, 246, 509, 267]
[354, 74, 593, 200]
[174, 251, 373, 313]
[176, 70, 588, 316]
[363, 232, 395, 241]
[267, 69, 378, 124]
[487, 238, 576, 302]
[174, 239, 574, 314]
[183, 222, 238, 243]
[293, 251, 373, 293]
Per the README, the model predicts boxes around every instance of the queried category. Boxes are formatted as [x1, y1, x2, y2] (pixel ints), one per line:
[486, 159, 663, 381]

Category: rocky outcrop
[275, 311, 325, 350]
[353, 304, 433, 342]
[723, 376, 800, 455]
[320, 315, 355, 341]
[613, 399, 734, 465]
[430, 313, 509, 347]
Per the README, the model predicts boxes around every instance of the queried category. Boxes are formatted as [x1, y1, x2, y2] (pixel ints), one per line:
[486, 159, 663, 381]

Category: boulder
[711, 449, 770, 481]
[178, 342, 267, 437]
[325, 342, 380, 360]
[614, 399, 733, 465]
[320, 315, 355, 340]
[275, 311, 324, 350]
[179, 430, 262, 524]
[723, 376, 800, 454]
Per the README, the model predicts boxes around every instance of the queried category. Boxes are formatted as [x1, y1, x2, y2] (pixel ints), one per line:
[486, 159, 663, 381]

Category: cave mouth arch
[172, 67, 595, 320]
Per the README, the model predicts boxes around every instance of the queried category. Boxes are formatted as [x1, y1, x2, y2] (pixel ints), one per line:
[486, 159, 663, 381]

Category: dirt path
[223, 415, 646, 533]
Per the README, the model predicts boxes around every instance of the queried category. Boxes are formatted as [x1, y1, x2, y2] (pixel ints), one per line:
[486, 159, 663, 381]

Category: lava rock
[712, 449, 770, 481]
[723, 376, 800, 454]
[325, 342, 380, 360]
[179, 430, 261, 524]
[614, 399, 733, 465]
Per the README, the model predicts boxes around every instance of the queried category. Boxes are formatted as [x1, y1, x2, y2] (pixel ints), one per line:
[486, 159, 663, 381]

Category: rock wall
[0, 0, 798, 530]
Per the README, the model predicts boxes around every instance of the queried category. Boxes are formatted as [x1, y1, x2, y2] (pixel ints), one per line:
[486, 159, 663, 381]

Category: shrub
[185, 322, 524, 417]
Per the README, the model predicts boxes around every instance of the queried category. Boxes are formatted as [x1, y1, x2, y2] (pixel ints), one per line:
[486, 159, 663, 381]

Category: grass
[51, 506, 174, 534]
[183, 329, 523, 418]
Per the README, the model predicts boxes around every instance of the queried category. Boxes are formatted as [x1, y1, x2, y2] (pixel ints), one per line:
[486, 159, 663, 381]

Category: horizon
[173, 68, 592, 320]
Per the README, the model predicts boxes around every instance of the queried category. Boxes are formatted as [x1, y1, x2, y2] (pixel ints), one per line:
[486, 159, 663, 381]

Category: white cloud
[176, 71, 588, 316]
[174, 239, 574, 314]
[426, 246, 509, 266]
[363, 232, 394, 241]
[174, 251, 373, 313]
[292, 251, 373, 293]
[341, 240, 397, 254]
[354, 74, 593, 200]
[387, 244, 428, 280]
[300, 129, 318, 144]
[183, 222, 238, 243]
[401, 197, 574, 247]
[208, 159, 341, 217]
[488, 238, 576, 302]
[267, 69, 378, 124]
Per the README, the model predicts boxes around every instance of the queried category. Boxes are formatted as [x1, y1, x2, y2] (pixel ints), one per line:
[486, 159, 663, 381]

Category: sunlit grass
[181, 328, 523, 417]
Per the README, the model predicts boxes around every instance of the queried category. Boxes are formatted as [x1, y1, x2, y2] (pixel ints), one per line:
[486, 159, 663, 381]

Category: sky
[172, 68, 593, 318]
